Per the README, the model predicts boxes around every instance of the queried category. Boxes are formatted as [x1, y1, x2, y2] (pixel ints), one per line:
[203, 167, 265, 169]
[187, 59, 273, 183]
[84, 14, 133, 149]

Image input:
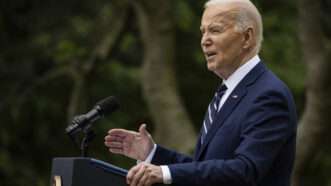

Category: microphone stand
[80, 128, 96, 157]
[67, 115, 96, 157]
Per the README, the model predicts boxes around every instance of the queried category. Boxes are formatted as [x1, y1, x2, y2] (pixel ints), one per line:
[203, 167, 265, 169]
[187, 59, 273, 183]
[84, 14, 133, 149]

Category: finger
[109, 147, 123, 154]
[139, 124, 150, 138]
[108, 128, 128, 134]
[127, 165, 140, 185]
[104, 140, 124, 153]
[105, 135, 125, 142]
[108, 129, 136, 136]
[105, 141, 123, 148]
[137, 172, 148, 186]
[130, 164, 146, 186]
[105, 136, 120, 145]
[104, 139, 122, 148]
[105, 142, 125, 154]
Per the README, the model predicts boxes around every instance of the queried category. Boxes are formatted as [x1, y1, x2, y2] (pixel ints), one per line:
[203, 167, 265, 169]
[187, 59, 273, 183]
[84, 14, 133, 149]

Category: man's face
[200, 4, 246, 79]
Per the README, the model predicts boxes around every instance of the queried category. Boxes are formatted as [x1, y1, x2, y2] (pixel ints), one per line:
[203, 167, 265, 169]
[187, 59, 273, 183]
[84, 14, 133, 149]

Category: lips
[205, 51, 217, 60]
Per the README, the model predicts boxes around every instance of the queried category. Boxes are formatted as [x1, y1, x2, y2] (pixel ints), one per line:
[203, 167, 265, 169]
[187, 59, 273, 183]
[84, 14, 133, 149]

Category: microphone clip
[66, 115, 90, 137]
[66, 115, 96, 157]
[65, 96, 119, 157]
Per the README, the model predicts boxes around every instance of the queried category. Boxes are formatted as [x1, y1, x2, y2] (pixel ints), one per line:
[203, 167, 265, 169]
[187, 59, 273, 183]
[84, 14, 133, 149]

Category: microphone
[66, 96, 119, 136]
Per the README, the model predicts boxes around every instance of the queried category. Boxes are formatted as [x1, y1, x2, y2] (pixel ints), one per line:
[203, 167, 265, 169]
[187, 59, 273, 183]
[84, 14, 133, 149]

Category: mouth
[205, 51, 217, 60]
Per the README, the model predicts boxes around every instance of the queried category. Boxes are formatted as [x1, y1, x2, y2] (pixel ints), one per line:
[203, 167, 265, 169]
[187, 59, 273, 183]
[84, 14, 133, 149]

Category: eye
[210, 26, 223, 34]
[200, 28, 205, 35]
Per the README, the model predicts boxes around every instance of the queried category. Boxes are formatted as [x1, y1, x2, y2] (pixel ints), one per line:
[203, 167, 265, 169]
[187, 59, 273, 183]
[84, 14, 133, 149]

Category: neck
[217, 51, 257, 80]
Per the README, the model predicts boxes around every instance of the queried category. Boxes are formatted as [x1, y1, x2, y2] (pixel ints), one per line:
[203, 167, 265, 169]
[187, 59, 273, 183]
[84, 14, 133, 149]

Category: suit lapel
[196, 62, 267, 160]
[196, 86, 247, 159]
[193, 131, 202, 160]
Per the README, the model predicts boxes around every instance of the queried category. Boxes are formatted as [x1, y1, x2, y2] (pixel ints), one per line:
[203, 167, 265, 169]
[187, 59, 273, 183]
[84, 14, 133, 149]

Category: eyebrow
[200, 21, 229, 32]
[212, 10, 239, 23]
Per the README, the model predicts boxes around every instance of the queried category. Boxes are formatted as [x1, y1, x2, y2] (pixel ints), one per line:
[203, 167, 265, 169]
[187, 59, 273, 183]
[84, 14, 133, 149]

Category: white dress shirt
[142, 55, 261, 184]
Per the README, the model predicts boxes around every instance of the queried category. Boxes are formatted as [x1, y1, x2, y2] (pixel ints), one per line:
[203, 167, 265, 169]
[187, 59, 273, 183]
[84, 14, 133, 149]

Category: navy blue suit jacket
[151, 62, 297, 186]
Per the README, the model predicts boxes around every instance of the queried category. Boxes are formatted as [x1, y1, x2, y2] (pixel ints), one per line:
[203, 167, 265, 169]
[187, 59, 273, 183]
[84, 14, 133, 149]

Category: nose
[201, 33, 212, 47]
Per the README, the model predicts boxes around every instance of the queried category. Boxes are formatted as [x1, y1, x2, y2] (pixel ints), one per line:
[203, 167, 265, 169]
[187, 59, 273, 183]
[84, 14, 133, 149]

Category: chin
[207, 62, 216, 72]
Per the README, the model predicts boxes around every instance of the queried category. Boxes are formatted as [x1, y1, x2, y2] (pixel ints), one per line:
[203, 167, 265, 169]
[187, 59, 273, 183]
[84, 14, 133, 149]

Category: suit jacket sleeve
[163, 89, 296, 186]
[151, 145, 193, 165]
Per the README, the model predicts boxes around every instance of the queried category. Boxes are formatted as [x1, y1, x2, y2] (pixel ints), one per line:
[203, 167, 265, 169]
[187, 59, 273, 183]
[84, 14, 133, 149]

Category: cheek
[215, 53, 225, 62]
[227, 35, 244, 52]
[220, 39, 243, 60]
[213, 38, 233, 57]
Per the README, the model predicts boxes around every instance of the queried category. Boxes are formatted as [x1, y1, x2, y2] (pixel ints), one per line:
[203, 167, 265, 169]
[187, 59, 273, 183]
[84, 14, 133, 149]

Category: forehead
[201, 4, 238, 26]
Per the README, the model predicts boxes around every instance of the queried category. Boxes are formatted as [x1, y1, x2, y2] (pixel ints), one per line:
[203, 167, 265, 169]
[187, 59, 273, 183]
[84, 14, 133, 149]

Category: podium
[51, 158, 127, 186]
[50, 158, 166, 186]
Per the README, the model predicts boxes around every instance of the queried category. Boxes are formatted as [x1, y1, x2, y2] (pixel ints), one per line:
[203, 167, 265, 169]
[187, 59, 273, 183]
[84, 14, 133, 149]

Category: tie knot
[214, 84, 227, 99]
[216, 84, 227, 94]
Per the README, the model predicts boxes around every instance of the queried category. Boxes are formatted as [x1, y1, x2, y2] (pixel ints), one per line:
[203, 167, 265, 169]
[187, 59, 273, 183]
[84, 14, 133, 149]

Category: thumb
[139, 123, 150, 137]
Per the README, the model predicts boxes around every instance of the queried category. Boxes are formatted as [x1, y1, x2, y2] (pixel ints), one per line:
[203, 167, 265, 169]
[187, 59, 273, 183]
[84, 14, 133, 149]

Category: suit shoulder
[256, 68, 292, 95]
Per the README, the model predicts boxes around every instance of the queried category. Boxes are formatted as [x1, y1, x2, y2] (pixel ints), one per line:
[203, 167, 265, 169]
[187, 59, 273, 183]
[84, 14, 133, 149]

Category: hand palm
[123, 131, 152, 160]
[105, 124, 154, 161]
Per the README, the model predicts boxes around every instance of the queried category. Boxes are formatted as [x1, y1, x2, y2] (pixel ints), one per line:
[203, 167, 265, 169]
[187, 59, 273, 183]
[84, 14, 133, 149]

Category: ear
[242, 27, 255, 50]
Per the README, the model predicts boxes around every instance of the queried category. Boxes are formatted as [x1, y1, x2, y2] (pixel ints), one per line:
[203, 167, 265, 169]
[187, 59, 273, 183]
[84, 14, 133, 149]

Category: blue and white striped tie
[201, 84, 227, 144]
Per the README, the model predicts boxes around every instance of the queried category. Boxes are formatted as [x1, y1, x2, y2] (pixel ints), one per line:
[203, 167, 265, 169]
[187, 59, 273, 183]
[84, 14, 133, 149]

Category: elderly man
[104, 0, 297, 186]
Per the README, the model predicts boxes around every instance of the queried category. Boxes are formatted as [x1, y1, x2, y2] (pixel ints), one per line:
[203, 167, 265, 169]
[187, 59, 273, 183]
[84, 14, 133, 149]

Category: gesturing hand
[127, 162, 163, 186]
[104, 123, 155, 161]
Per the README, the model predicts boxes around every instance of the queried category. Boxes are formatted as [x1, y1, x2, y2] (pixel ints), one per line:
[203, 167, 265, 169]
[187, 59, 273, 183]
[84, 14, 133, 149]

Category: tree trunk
[292, 0, 331, 185]
[67, 1, 129, 122]
[132, 0, 196, 153]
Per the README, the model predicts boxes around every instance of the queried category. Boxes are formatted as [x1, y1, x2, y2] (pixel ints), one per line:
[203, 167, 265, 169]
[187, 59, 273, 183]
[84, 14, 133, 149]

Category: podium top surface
[53, 157, 127, 177]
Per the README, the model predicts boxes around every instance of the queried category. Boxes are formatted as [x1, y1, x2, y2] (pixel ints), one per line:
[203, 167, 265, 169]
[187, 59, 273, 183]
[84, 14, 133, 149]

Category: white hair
[204, 0, 263, 53]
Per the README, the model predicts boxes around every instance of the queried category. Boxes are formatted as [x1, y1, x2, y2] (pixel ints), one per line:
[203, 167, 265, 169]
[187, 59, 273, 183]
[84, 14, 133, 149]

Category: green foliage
[175, 1, 195, 31]
[256, 0, 306, 114]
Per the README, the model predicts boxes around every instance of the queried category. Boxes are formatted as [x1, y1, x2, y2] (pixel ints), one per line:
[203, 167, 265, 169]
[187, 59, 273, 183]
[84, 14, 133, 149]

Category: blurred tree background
[0, 0, 330, 186]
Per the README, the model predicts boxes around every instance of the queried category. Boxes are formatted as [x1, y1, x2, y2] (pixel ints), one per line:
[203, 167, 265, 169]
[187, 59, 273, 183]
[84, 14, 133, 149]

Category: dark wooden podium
[50, 158, 127, 186]
[50, 158, 166, 186]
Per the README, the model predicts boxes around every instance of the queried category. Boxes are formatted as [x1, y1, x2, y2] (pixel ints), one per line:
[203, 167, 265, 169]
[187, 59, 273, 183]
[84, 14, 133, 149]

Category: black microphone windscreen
[96, 96, 119, 115]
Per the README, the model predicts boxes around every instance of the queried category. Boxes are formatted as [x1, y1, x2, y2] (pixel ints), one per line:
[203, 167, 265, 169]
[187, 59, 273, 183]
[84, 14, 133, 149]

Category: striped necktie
[201, 84, 227, 144]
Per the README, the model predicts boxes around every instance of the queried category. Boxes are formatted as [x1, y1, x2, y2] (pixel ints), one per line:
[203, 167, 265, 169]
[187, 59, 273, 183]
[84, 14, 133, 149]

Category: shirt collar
[222, 55, 260, 92]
